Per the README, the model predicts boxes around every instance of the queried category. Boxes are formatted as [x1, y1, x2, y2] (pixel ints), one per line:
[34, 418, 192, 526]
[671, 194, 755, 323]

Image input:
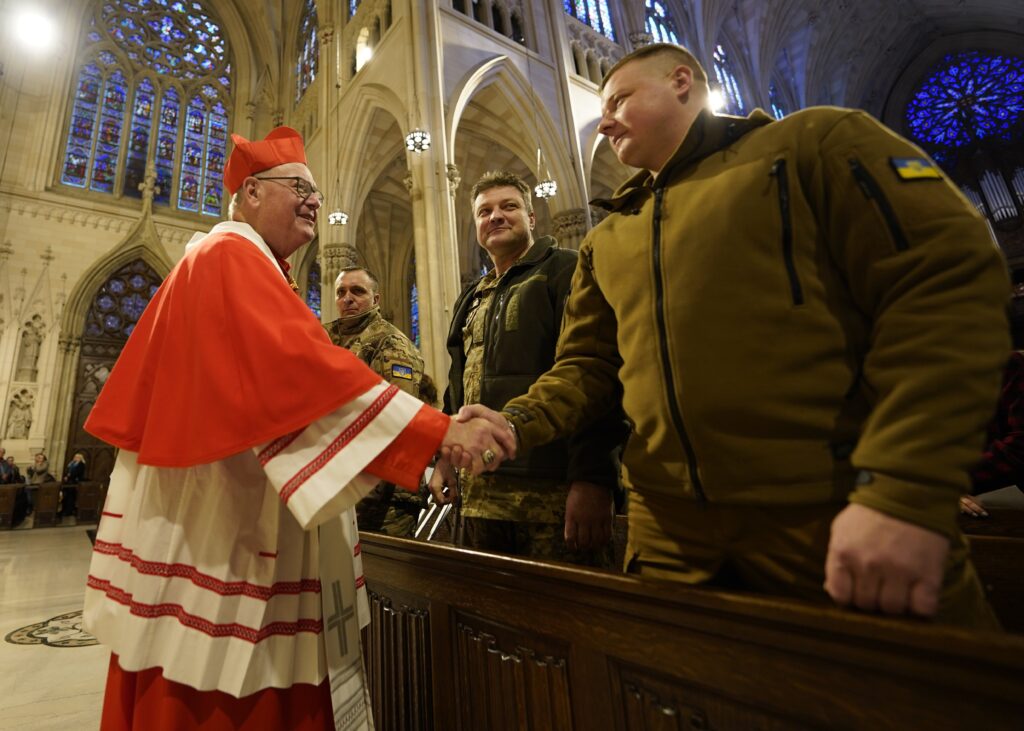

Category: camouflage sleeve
[371, 336, 425, 398]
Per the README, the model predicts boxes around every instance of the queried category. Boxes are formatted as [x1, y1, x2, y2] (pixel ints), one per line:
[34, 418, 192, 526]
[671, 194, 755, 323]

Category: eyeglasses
[254, 176, 324, 205]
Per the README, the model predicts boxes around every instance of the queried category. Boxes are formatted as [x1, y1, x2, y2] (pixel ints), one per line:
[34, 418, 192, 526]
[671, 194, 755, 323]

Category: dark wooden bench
[360, 533, 1024, 731]
[960, 507, 1024, 633]
[75, 481, 105, 523]
[32, 482, 62, 527]
[0, 484, 19, 529]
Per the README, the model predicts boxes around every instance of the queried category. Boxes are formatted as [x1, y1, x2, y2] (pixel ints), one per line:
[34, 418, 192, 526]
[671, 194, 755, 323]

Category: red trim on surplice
[101, 655, 334, 731]
[84, 231, 443, 473]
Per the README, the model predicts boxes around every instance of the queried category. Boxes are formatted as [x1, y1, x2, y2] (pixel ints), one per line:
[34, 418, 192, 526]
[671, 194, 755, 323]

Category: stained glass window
[645, 0, 678, 44]
[769, 83, 787, 120]
[906, 51, 1024, 155]
[712, 44, 745, 115]
[350, 0, 361, 18]
[124, 77, 156, 198]
[305, 260, 322, 319]
[296, 0, 318, 103]
[410, 282, 420, 348]
[60, 0, 232, 216]
[563, 0, 615, 41]
[84, 259, 163, 340]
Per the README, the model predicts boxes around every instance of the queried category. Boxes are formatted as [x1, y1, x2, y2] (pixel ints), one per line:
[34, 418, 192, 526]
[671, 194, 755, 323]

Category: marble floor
[0, 526, 106, 730]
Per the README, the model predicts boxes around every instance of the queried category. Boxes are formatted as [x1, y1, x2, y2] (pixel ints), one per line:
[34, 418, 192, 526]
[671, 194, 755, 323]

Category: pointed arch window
[563, 0, 615, 42]
[296, 0, 318, 104]
[59, 0, 233, 217]
[769, 82, 788, 120]
[645, 1, 678, 44]
[712, 44, 745, 115]
[305, 260, 322, 319]
[84, 259, 164, 340]
[350, 0, 362, 18]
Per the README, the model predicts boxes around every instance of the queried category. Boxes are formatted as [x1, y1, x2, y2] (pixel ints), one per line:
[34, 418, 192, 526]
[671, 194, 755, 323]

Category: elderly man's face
[248, 162, 322, 259]
[335, 270, 380, 318]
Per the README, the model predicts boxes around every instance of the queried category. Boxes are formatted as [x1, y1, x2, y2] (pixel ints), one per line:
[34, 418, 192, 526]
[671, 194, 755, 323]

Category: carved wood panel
[363, 589, 432, 731]
[611, 664, 814, 731]
[453, 613, 572, 731]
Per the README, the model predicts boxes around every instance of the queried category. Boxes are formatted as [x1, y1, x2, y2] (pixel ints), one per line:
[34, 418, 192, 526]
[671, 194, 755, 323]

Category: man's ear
[528, 210, 536, 230]
[670, 64, 694, 101]
[372, 292, 381, 306]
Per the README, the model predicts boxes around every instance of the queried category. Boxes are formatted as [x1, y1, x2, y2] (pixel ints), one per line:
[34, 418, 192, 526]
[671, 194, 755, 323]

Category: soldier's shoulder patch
[391, 363, 414, 380]
[890, 157, 942, 181]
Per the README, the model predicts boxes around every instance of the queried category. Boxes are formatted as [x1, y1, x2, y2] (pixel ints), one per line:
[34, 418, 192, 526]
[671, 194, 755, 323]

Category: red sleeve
[364, 405, 449, 488]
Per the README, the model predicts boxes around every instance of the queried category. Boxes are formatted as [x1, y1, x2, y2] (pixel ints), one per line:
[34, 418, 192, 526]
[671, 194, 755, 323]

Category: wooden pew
[32, 482, 61, 527]
[960, 507, 1024, 633]
[360, 534, 1024, 731]
[75, 481, 104, 523]
[0, 484, 18, 529]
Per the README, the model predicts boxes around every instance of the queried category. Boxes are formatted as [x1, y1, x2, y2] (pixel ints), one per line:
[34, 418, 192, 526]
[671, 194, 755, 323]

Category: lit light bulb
[11, 7, 58, 54]
[405, 129, 431, 153]
[707, 88, 726, 112]
[534, 179, 558, 199]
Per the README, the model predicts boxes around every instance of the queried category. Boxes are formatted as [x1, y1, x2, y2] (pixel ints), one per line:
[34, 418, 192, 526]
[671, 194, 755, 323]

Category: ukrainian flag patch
[391, 364, 413, 380]
[890, 157, 942, 181]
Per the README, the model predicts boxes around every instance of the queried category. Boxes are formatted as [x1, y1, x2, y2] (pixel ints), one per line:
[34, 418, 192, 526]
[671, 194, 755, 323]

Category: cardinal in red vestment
[84, 126, 515, 730]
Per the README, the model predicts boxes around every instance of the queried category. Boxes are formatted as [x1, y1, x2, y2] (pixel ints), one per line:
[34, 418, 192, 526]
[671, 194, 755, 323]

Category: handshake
[431, 404, 516, 504]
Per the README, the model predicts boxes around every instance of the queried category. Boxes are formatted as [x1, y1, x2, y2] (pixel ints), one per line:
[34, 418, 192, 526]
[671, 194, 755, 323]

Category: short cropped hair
[335, 266, 380, 294]
[601, 43, 709, 95]
[469, 171, 533, 215]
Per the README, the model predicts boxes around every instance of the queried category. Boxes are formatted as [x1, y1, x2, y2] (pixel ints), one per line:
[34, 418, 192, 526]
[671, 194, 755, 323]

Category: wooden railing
[361, 534, 1024, 731]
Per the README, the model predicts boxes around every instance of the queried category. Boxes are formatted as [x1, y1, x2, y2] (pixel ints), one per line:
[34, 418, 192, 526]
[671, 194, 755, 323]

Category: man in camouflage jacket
[325, 266, 427, 536]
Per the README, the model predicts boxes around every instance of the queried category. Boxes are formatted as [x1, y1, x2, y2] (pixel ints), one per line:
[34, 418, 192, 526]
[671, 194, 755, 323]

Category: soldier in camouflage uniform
[325, 266, 427, 537]
[437, 171, 626, 567]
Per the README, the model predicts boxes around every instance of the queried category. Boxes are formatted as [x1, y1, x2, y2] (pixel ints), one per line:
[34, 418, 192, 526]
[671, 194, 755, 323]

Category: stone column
[43, 334, 81, 473]
[552, 208, 589, 250]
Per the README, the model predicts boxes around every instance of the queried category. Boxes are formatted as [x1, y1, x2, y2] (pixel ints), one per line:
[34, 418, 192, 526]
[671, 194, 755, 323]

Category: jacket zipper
[770, 159, 804, 306]
[848, 159, 910, 252]
[651, 187, 706, 501]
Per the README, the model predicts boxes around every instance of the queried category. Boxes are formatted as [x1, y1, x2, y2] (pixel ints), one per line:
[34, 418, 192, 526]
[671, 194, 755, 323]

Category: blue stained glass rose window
[86, 260, 163, 340]
[906, 51, 1024, 153]
[121, 293, 148, 318]
[62, 0, 231, 216]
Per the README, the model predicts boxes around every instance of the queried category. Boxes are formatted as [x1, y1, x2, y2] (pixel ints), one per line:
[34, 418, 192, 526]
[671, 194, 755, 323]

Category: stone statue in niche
[15, 315, 46, 382]
[5, 400, 32, 439]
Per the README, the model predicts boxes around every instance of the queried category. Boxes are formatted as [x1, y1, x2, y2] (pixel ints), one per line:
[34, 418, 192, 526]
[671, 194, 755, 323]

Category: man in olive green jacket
[461, 45, 1010, 626]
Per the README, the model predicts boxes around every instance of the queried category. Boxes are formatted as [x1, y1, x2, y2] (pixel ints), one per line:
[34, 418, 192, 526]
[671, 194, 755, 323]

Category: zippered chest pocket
[849, 158, 911, 253]
[770, 158, 805, 306]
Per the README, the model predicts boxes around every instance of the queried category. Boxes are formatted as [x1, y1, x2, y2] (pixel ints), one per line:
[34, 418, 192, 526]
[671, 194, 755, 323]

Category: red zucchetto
[223, 126, 308, 195]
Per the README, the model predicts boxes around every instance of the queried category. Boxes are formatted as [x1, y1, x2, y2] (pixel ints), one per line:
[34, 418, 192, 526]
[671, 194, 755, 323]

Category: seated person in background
[63, 452, 87, 483]
[61, 452, 87, 518]
[962, 346, 1024, 517]
[325, 266, 434, 537]
[26, 453, 53, 484]
[6, 456, 23, 484]
[0, 447, 11, 483]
